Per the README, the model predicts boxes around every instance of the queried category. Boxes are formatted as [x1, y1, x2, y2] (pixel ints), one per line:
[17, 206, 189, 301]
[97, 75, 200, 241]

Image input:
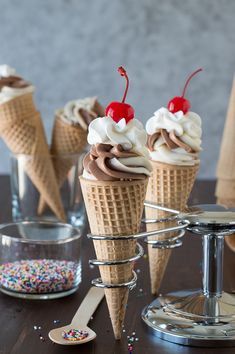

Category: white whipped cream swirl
[146, 107, 202, 166]
[0, 65, 34, 104]
[84, 116, 152, 179]
[58, 97, 98, 130]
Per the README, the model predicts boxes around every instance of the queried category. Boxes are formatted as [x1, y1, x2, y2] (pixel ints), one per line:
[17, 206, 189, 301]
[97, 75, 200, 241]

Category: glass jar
[11, 152, 86, 228]
[0, 221, 81, 299]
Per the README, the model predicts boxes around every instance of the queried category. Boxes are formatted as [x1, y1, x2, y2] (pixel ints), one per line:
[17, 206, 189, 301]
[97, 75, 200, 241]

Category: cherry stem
[118, 66, 129, 103]
[182, 68, 203, 98]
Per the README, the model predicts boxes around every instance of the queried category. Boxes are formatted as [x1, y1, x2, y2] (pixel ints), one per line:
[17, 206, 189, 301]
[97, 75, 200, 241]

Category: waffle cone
[216, 197, 235, 252]
[225, 232, 235, 252]
[216, 75, 235, 181]
[217, 198, 235, 208]
[38, 99, 105, 215]
[145, 161, 199, 295]
[215, 75, 235, 252]
[216, 75, 235, 201]
[80, 176, 148, 339]
[37, 115, 87, 215]
[216, 179, 235, 201]
[0, 93, 65, 221]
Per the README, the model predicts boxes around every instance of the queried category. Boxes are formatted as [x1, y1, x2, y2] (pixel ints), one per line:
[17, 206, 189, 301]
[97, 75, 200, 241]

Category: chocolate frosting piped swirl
[79, 108, 98, 126]
[84, 143, 147, 181]
[60, 99, 105, 129]
[79, 100, 105, 126]
[0, 76, 31, 90]
[147, 129, 194, 153]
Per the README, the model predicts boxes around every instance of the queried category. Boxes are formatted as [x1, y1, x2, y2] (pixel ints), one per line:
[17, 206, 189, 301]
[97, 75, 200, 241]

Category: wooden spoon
[49, 287, 104, 345]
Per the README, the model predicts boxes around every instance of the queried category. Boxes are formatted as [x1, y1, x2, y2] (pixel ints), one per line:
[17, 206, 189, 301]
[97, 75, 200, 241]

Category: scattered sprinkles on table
[127, 331, 139, 354]
[122, 326, 139, 354]
[0, 259, 78, 293]
[62, 329, 89, 342]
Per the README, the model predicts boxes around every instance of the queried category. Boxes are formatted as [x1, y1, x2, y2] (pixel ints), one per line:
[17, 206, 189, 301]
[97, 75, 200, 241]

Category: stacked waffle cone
[0, 92, 65, 221]
[80, 177, 148, 339]
[145, 161, 199, 295]
[216, 75, 235, 251]
[38, 99, 105, 215]
[216, 74, 235, 208]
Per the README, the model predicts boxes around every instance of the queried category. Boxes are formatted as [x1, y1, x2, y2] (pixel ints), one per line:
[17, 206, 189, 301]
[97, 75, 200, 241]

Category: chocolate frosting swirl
[60, 99, 105, 129]
[147, 129, 194, 153]
[79, 108, 97, 126]
[0, 76, 31, 90]
[84, 143, 147, 181]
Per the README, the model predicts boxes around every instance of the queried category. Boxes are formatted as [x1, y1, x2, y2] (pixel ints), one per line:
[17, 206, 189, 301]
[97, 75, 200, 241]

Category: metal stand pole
[203, 234, 224, 297]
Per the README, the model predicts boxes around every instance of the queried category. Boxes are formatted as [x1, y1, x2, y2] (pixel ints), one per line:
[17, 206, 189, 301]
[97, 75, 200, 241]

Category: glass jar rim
[0, 221, 81, 244]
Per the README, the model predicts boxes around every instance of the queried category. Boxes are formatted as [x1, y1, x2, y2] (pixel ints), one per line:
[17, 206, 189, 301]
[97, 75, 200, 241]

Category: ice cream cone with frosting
[145, 69, 202, 295]
[37, 97, 105, 215]
[80, 67, 152, 339]
[0, 65, 65, 221]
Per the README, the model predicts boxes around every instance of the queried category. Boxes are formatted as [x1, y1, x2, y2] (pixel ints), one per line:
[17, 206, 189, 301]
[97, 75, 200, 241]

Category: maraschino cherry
[168, 68, 202, 114]
[105, 66, 134, 123]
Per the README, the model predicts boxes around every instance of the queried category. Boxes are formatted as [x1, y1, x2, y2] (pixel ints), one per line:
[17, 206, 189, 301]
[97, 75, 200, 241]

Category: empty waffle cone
[0, 93, 65, 221]
[215, 75, 235, 252]
[80, 177, 148, 339]
[217, 197, 235, 252]
[145, 161, 199, 295]
[38, 99, 105, 215]
[217, 197, 235, 208]
[216, 75, 235, 200]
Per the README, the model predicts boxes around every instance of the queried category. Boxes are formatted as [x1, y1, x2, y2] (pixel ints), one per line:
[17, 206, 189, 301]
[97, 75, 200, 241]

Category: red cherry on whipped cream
[105, 66, 134, 123]
[168, 68, 202, 114]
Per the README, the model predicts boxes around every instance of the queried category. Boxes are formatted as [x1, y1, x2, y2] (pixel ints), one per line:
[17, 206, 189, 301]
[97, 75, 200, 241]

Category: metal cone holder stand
[142, 203, 235, 347]
[88, 216, 187, 289]
[88, 202, 235, 347]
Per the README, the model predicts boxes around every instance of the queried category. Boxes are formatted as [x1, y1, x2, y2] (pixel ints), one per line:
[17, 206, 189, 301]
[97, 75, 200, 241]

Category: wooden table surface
[0, 177, 235, 354]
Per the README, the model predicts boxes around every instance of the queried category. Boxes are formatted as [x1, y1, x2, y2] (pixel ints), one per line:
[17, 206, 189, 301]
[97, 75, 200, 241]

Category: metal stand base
[142, 204, 235, 347]
[142, 290, 235, 347]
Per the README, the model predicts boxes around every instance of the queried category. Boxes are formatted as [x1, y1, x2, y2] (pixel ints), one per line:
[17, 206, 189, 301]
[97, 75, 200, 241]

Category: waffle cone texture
[37, 115, 87, 214]
[216, 75, 235, 203]
[80, 177, 148, 339]
[215, 75, 235, 252]
[38, 99, 105, 215]
[0, 93, 65, 221]
[145, 161, 199, 295]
